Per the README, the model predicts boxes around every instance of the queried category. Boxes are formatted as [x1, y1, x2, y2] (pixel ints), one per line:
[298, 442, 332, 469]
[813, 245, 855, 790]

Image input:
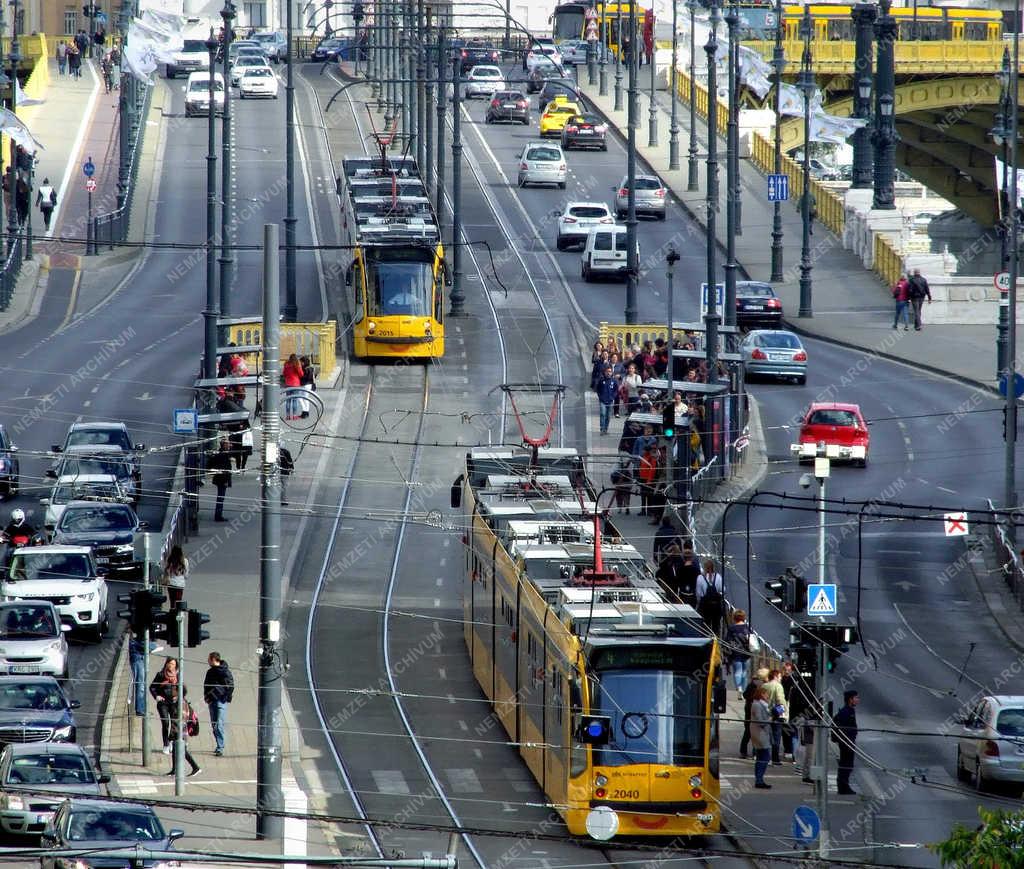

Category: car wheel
[973, 760, 986, 792]
[582, 262, 592, 282]
[796, 375, 806, 385]
[558, 181, 566, 189]
[857, 457, 867, 468]
[657, 211, 667, 221]
[521, 118, 529, 125]
[556, 237, 567, 251]
[615, 211, 624, 219]
[518, 176, 526, 188]
[239, 92, 246, 99]
[956, 747, 969, 782]
[601, 143, 608, 151]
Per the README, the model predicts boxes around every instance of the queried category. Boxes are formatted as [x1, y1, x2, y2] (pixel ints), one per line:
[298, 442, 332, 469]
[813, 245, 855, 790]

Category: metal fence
[987, 498, 1024, 610]
[0, 234, 24, 311]
[161, 447, 202, 566]
[90, 84, 151, 254]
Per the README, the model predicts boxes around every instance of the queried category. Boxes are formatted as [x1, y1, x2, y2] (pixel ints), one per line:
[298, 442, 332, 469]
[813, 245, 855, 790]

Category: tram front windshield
[590, 645, 709, 767]
[552, 4, 586, 41]
[368, 252, 434, 316]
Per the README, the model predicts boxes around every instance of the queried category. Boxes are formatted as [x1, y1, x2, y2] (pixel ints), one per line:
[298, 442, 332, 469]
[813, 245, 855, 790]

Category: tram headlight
[424, 320, 432, 333]
[595, 774, 608, 787]
[688, 774, 702, 788]
[367, 321, 376, 333]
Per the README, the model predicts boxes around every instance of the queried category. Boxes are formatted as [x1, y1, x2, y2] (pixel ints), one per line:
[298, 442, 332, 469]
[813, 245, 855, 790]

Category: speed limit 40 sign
[995, 271, 1012, 292]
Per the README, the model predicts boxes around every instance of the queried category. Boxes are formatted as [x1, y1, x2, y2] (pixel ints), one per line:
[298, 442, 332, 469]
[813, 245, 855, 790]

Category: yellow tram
[452, 446, 728, 839]
[340, 155, 445, 360]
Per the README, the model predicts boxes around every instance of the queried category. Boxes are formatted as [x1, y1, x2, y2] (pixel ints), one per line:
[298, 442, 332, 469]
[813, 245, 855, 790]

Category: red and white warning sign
[585, 20, 599, 40]
[85, 178, 97, 192]
[943, 512, 968, 536]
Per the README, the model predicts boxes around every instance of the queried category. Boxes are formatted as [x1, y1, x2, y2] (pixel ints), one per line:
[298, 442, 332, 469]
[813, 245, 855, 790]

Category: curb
[967, 534, 1024, 657]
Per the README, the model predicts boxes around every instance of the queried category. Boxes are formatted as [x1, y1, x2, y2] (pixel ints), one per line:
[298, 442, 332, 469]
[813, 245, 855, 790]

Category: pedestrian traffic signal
[151, 608, 182, 647]
[116, 589, 165, 635]
[187, 609, 211, 648]
[662, 404, 675, 439]
[577, 714, 611, 746]
[765, 576, 786, 607]
[766, 569, 807, 613]
[352, 2, 364, 23]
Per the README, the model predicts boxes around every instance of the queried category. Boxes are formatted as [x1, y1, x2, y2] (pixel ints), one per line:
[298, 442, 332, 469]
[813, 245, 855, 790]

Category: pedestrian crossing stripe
[807, 584, 837, 616]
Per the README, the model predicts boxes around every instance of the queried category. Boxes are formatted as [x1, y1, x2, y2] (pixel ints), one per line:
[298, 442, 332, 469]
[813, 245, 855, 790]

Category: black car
[526, 61, 563, 93]
[537, 77, 581, 108]
[0, 677, 79, 746]
[0, 426, 19, 499]
[41, 799, 183, 869]
[459, 40, 500, 72]
[735, 280, 783, 328]
[561, 113, 608, 150]
[310, 37, 343, 61]
[51, 502, 145, 576]
[485, 89, 530, 125]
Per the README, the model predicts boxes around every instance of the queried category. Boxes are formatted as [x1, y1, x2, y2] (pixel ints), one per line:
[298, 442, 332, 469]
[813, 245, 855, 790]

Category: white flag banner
[0, 108, 43, 153]
[738, 45, 773, 82]
[14, 79, 44, 108]
[995, 157, 1024, 210]
[777, 82, 823, 116]
[123, 26, 160, 84]
[808, 111, 869, 145]
[138, 0, 183, 16]
[139, 8, 186, 43]
[132, 17, 182, 59]
[744, 70, 772, 99]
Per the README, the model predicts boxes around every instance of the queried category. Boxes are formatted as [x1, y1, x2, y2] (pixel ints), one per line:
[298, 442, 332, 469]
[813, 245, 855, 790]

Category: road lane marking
[445, 768, 483, 793]
[371, 770, 411, 795]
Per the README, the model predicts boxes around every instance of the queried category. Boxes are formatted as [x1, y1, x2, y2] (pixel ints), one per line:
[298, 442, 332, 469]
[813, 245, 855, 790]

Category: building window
[243, 1, 265, 28]
[64, 8, 77, 34]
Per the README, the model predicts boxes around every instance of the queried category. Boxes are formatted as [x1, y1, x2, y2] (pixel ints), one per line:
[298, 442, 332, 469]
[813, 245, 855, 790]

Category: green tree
[931, 807, 1024, 868]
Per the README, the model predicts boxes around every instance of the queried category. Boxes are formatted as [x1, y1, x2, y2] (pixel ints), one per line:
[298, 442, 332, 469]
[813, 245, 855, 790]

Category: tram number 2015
[611, 789, 640, 799]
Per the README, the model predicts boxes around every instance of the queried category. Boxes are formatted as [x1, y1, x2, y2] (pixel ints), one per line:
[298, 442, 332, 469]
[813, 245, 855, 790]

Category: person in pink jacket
[892, 275, 911, 331]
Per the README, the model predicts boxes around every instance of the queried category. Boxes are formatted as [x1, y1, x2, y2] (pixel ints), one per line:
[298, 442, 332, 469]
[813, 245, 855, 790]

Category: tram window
[964, 22, 988, 40]
[370, 259, 433, 316]
[828, 20, 853, 41]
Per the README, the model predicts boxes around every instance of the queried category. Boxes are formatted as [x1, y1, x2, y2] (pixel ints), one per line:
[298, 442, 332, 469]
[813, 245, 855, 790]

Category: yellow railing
[597, 323, 704, 350]
[873, 234, 904, 289]
[740, 38, 1006, 73]
[226, 321, 338, 377]
[1, 34, 48, 178]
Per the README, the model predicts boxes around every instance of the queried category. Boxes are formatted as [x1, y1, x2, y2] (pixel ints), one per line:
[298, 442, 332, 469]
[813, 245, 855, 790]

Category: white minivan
[581, 225, 639, 281]
[185, 71, 226, 117]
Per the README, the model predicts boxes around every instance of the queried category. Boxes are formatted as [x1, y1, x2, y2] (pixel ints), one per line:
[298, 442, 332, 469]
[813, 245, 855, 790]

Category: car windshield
[526, 147, 561, 162]
[188, 79, 223, 93]
[496, 91, 522, 101]
[577, 114, 601, 124]
[182, 39, 205, 52]
[534, 62, 558, 74]
[808, 409, 858, 427]
[8, 553, 92, 582]
[253, 33, 277, 42]
[0, 606, 57, 638]
[53, 483, 119, 504]
[236, 56, 263, 66]
[58, 458, 132, 480]
[635, 178, 663, 190]
[67, 810, 164, 842]
[66, 430, 131, 450]
[996, 709, 1024, 737]
[369, 260, 433, 316]
[0, 683, 64, 711]
[8, 753, 94, 786]
[57, 507, 134, 533]
[739, 285, 774, 297]
[473, 67, 501, 77]
[569, 206, 608, 218]
[758, 333, 801, 349]
[244, 68, 273, 78]
[551, 105, 577, 115]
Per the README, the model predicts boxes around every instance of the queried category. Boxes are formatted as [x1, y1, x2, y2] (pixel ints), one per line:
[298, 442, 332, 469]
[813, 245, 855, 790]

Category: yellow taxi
[539, 99, 582, 137]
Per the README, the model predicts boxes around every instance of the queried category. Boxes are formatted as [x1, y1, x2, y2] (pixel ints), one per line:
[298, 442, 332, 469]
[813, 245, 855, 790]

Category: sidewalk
[579, 79, 999, 390]
[100, 384, 350, 857]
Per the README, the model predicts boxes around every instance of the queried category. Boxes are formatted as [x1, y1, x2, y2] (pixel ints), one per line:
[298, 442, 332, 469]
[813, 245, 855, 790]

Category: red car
[795, 402, 869, 466]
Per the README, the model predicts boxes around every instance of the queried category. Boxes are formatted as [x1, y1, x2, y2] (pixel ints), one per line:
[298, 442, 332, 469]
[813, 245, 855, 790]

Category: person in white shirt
[621, 362, 642, 413]
[695, 559, 725, 635]
[36, 179, 56, 230]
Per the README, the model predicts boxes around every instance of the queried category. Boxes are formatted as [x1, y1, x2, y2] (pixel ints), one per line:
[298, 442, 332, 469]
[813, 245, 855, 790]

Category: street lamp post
[669, 0, 680, 170]
[416, 0, 426, 172]
[614, 2, 623, 111]
[797, 7, 814, 318]
[994, 45, 1012, 379]
[704, 2, 720, 374]
[449, 54, 465, 317]
[666, 247, 680, 501]
[203, 32, 220, 390]
[599, 14, 608, 96]
[871, 0, 897, 210]
[624, 1, 639, 324]
[435, 23, 446, 220]
[283, 0, 298, 321]
[5, 14, 20, 258]
[769, 0, 784, 280]
[648, 21, 658, 147]
[850, 4, 875, 189]
[686, 0, 699, 191]
[724, 0, 739, 335]
[1005, 3, 1020, 545]
[219, 1, 235, 341]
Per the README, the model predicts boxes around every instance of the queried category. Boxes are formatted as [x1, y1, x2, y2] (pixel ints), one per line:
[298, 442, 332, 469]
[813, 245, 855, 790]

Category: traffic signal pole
[174, 600, 186, 797]
[816, 639, 830, 859]
[142, 534, 151, 768]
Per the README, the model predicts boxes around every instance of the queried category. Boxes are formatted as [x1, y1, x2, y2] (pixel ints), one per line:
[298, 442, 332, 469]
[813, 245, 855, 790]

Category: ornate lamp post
[219, 0, 235, 339]
[686, 0, 699, 191]
[704, 1, 721, 372]
[724, 0, 739, 332]
[850, 3, 875, 189]
[769, 0, 784, 280]
[669, 0, 680, 169]
[614, 1, 623, 111]
[871, 0, 897, 210]
[797, 5, 814, 318]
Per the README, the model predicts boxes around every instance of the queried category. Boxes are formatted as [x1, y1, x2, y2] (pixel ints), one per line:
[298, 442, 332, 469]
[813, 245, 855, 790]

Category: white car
[525, 44, 563, 71]
[558, 40, 591, 65]
[957, 695, 1024, 793]
[184, 71, 225, 117]
[1, 547, 108, 640]
[41, 473, 128, 532]
[230, 55, 269, 86]
[0, 601, 69, 678]
[251, 30, 288, 62]
[239, 66, 279, 98]
[464, 65, 504, 99]
[555, 202, 614, 250]
[581, 225, 638, 282]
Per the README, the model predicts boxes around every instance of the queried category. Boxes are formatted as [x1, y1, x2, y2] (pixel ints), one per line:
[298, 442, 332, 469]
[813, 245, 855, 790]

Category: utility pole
[624, 1, 639, 324]
[704, 2, 720, 375]
[871, 0, 897, 210]
[449, 54, 465, 317]
[850, 4, 875, 190]
[424, 6, 433, 195]
[256, 222, 284, 842]
[995, 45, 1011, 379]
[435, 23, 446, 218]
[219, 1, 236, 341]
[669, 0, 680, 170]
[416, 0, 426, 172]
[283, 0, 298, 321]
[204, 31, 220, 387]
[666, 247, 680, 501]
[769, 0, 785, 280]
[731, 4, 742, 235]
[5, 2, 20, 259]
[1005, 0, 1020, 545]
[816, 630, 831, 859]
[173, 600, 186, 796]
[648, 20, 658, 147]
[141, 533, 152, 767]
[724, 0, 739, 339]
[797, 6, 814, 318]
[613, 2, 623, 111]
[686, 0, 698, 190]
[403, 0, 412, 151]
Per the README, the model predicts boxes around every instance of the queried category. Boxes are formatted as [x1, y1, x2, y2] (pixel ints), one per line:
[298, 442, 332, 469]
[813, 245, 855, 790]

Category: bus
[452, 445, 729, 839]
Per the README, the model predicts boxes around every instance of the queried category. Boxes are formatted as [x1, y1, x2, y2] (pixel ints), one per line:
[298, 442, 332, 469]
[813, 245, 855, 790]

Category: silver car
[615, 173, 668, 220]
[517, 142, 567, 189]
[739, 329, 807, 384]
[252, 30, 288, 63]
[0, 602, 69, 679]
[0, 744, 107, 838]
[957, 695, 1024, 793]
[554, 202, 614, 250]
[464, 65, 504, 99]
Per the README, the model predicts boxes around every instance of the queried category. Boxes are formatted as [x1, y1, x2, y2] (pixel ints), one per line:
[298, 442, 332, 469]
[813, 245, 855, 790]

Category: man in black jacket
[908, 269, 931, 331]
[833, 689, 859, 795]
[203, 652, 234, 756]
[208, 439, 233, 522]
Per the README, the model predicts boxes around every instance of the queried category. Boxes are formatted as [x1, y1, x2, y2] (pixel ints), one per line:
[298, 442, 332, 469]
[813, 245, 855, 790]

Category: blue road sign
[768, 173, 789, 202]
[172, 408, 198, 435]
[999, 372, 1024, 399]
[700, 282, 725, 318]
[807, 583, 838, 616]
[83, 159, 95, 178]
[792, 805, 820, 844]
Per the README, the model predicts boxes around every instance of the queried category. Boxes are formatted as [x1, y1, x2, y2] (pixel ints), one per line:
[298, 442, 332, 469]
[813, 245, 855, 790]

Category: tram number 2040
[610, 789, 640, 800]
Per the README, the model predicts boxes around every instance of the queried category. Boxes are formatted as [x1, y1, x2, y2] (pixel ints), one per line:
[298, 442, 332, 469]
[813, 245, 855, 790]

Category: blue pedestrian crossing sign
[700, 282, 725, 318]
[172, 408, 198, 435]
[807, 583, 837, 616]
[792, 805, 820, 844]
[768, 173, 789, 202]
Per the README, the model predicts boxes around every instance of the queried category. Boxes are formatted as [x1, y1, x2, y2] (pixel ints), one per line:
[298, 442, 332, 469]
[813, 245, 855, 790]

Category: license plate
[36, 814, 48, 824]
[746, 305, 764, 310]
[767, 353, 788, 361]
[504, 103, 517, 108]
[578, 129, 593, 134]
[9, 665, 39, 674]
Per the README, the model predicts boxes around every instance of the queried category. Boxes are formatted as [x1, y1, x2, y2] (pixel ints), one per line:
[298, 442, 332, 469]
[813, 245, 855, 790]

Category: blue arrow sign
[807, 583, 837, 616]
[792, 805, 820, 844]
[768, 173, 789, 202]
[998, 372, 1024, 399]
[83, 159, 95, 178]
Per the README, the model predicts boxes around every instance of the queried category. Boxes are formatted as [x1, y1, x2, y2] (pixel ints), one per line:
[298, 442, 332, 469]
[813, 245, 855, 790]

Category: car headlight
[4, 795, 24, 810]
[76, 592, 95, 602]
[52, 725, 73, 741]
[48, 640, 64, 653]
[116, 544, 134, 554]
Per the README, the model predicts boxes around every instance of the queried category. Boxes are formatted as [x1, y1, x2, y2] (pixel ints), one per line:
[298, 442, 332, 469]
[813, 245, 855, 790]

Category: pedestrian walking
[596, 365, 618, 435]
[621, 361, 642, 414]
[833, 689, 859, 794]
[149, 657, 179, 754]
[100, 51, 113, 92]
[279, 443, 294, 505]
[209, 438, 233, 522]
[203, 652, 234, 757]
[15, 177, 29, 226]
[908, 268, 931, 331]
[695, 559, 725, 636]
[36, 178, 56, 230]
[652, 513, 680, 564]
[780, 661, 799, 759]
[283, 354, 304, 419]
[56, 40, 67, 75]
[636, 443, 659, 516]
[299, 354, 316, 418]
[67, 43, 81, 78]
[161, 544, 189, 608]
[128, 630, 163, 716]
[610, 456, 633, 513]
[750, 686, 773, 789]
[763, 668, 788, 765]
[166, 693, 201, 777]
[723, 610, 753, 694]
[892, 274, 911, 330]
[740, 667, 769, 758]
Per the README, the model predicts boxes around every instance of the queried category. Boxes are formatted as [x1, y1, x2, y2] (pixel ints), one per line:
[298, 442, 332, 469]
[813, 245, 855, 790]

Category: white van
[184, 71, 226, 117]
[581, 225, 639, 281]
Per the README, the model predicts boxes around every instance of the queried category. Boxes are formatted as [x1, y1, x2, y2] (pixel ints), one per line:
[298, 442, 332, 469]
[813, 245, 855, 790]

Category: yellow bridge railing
[226, 321, 338, 378]
[873, 235, 904, 289]
[740, 39, 1006, 74]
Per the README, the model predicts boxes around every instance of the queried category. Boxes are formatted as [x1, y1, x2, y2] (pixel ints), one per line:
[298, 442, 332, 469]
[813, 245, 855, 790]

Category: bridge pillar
[871, 0, 898, 210]
[850, 3, 876, 190]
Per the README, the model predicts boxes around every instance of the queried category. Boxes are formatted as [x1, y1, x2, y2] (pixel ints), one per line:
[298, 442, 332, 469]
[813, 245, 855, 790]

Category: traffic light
[116, 589, 165, 635]
[577, 714, 611, 746]
[187, 609, 211, 648]
[352, 1, 364, 24]
[82, 3, 97, 17]
[152, 607, 182, 647]
[662, 404, 675, 439]
[765, 570, 807, 613]
[765, 576, 786, 607]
